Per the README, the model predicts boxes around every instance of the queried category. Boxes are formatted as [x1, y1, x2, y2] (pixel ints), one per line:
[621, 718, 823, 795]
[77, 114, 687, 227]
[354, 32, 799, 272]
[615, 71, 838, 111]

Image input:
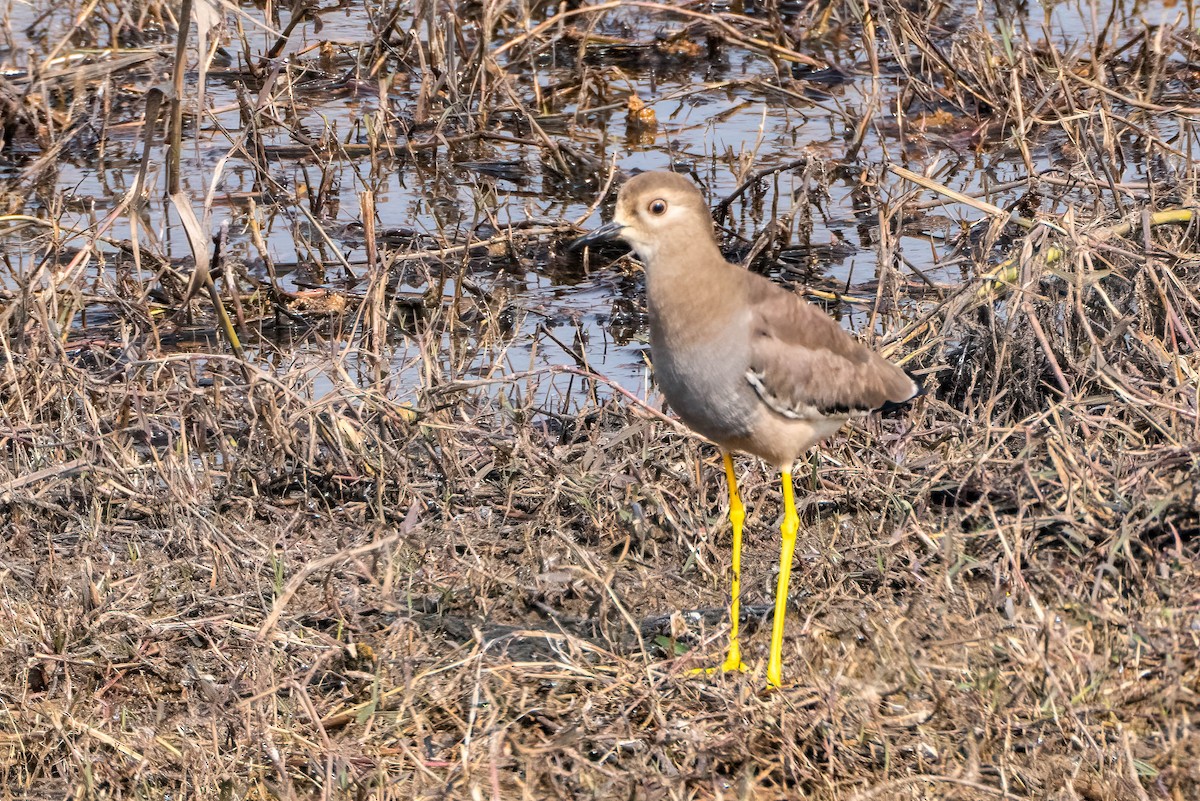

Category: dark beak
[568, 220, 626, 252]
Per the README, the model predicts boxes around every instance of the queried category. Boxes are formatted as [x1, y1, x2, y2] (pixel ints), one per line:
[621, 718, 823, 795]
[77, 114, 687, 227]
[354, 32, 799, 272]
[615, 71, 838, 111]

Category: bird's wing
[743, 277, 919, 420]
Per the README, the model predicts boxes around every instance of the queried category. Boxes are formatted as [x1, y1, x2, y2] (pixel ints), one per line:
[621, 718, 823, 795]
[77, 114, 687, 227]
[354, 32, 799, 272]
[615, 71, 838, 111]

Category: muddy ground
[2, 0, 1200, 798]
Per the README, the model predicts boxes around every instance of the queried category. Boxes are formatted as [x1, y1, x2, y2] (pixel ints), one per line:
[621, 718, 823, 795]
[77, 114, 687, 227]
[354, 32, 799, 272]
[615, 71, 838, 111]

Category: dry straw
[1, 0, 1198, 799]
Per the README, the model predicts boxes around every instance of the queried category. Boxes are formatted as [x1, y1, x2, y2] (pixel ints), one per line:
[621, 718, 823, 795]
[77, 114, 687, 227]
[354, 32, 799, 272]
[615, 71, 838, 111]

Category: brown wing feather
[742, 275, 918, 419]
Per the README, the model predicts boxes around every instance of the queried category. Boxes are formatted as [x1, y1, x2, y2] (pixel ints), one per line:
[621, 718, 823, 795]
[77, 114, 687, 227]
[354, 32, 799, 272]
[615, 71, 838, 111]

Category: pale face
[613, 191, 685, 264]
[570, 171, 717, 268]
[610, 173, 715, 269]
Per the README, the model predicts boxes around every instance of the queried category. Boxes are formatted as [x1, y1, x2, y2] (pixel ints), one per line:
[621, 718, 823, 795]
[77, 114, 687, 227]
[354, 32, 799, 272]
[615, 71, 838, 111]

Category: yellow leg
[766, 469, 800, 689]
[688, 452, 748, 677]
[719, 452, 748, 672]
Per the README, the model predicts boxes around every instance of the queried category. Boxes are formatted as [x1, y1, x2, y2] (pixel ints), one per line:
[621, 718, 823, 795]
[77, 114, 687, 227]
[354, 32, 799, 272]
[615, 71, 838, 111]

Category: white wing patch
[745, 368, 870, 421]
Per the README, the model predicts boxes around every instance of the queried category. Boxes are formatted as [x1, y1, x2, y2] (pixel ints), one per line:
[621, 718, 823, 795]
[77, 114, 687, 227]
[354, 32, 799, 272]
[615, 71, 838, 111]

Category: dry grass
[2, 0, 1200, 799]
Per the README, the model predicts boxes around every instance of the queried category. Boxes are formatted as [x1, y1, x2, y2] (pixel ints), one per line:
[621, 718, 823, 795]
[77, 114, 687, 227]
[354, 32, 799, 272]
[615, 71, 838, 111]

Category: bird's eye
[648, 199, 668, 216]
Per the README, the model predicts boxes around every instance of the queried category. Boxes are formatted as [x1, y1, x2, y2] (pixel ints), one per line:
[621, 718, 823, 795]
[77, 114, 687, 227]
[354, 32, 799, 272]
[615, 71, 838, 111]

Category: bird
[572, 170, 922, 688]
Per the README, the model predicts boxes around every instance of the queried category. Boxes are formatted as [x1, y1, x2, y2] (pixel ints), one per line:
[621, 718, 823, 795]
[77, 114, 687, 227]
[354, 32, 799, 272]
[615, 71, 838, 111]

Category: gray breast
[650, 323, 757, 446]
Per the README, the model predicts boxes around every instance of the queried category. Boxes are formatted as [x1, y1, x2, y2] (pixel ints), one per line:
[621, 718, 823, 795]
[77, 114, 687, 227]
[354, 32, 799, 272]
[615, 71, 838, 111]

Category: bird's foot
[766, 662, 785, 691]
[687, 643, 748, 677]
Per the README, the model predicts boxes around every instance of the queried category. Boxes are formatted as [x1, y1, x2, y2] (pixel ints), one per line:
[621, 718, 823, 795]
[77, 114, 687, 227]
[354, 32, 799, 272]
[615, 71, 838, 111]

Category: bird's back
[740, 273, 920, 419]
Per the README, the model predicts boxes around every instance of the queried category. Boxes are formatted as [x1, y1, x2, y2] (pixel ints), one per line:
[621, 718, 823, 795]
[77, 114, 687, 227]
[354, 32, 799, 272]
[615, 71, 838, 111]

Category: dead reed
[1, 0, 1199, 799]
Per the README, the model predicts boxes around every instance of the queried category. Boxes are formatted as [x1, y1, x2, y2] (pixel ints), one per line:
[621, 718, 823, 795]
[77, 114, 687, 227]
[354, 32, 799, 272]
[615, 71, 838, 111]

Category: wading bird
[573, 171, 921, 688]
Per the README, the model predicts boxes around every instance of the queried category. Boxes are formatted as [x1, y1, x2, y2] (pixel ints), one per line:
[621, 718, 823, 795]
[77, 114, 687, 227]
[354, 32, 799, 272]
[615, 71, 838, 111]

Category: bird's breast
[649, 316, 757, 446]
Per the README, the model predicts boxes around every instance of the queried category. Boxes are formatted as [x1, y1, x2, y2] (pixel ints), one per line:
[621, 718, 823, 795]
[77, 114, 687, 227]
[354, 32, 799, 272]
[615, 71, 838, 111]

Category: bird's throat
[646, 258, 745, 349]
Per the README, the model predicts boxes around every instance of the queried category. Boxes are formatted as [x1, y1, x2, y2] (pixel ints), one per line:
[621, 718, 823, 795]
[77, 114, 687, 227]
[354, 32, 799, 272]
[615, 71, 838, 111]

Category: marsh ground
[2, 0, 1199, 798]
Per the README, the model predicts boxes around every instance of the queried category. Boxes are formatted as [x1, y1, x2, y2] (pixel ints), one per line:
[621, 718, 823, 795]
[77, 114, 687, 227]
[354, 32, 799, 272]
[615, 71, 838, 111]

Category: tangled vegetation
[1, 0, 1198, 798]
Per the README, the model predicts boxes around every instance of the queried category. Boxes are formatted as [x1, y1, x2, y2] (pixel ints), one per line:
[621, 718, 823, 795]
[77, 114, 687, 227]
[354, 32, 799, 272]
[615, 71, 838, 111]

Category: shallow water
[1, 0, 1191, 409]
